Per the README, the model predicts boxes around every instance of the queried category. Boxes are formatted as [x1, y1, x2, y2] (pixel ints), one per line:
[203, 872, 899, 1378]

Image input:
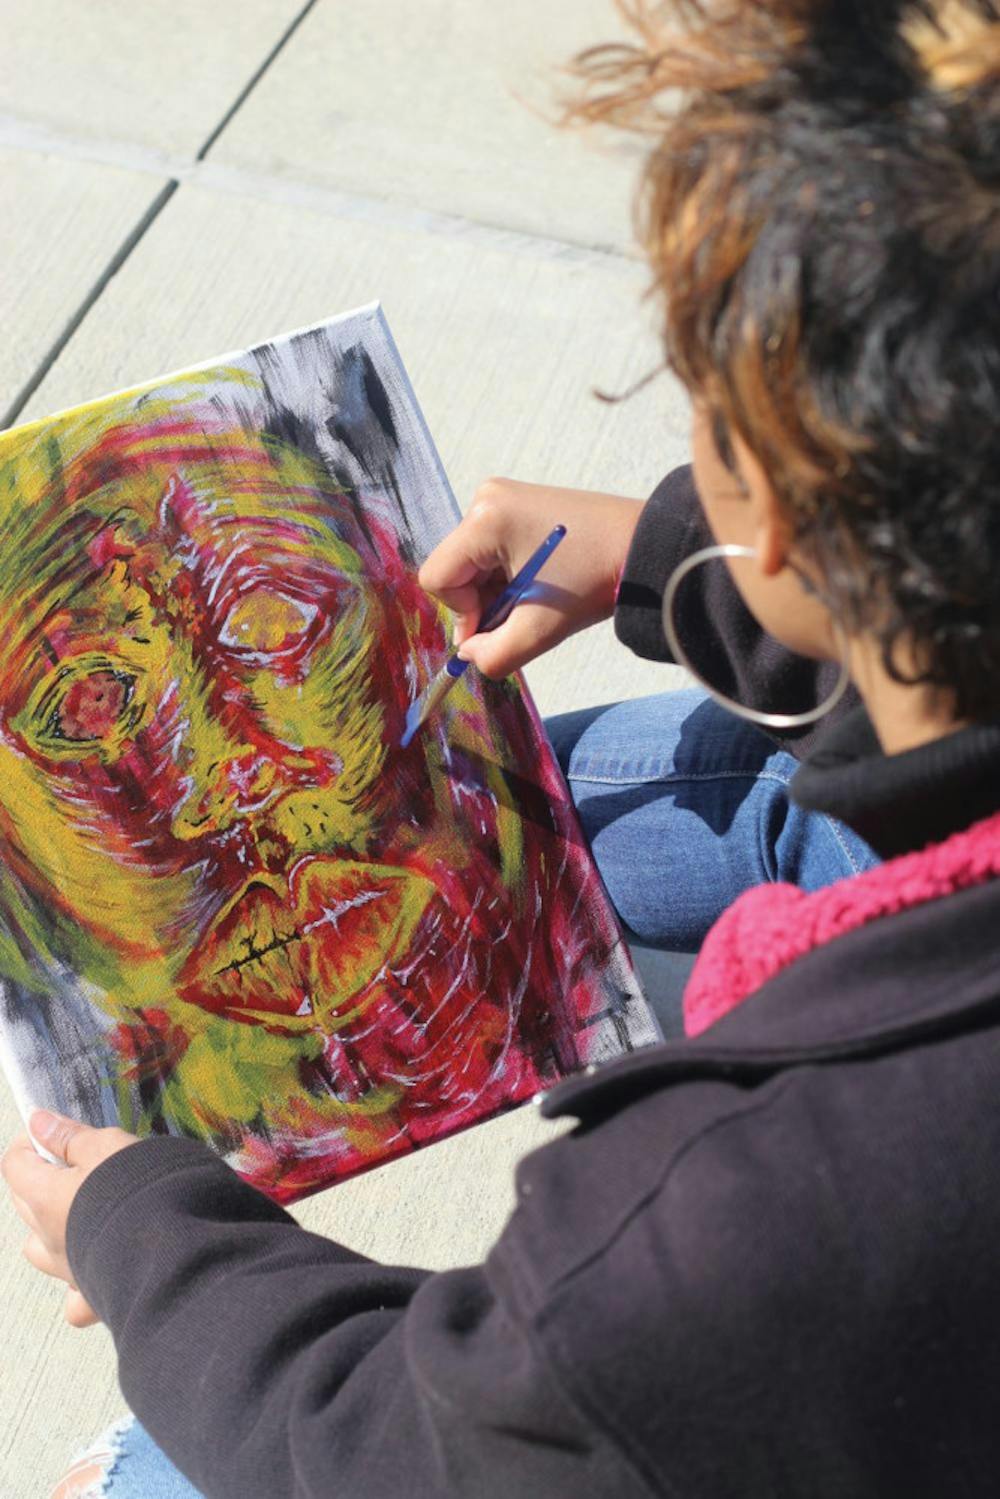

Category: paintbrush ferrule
[400, 661, 464, 747]
[401, 523, 566, 747]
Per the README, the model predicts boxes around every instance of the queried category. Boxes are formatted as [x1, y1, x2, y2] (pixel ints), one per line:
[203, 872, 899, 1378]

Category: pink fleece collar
[683, 807, 1000, 1038]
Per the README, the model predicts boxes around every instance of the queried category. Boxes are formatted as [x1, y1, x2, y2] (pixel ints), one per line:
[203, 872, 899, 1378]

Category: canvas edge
[0, 1008, 60, 1162]
[369, 307, 463, 529]
[0, 301, 386, 442]
[276, 1080, 545, 1207]
[509, 668, 657, 1032]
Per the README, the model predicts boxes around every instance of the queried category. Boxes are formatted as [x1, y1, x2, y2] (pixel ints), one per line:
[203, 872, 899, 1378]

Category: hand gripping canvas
[0, 305, 657, 1202]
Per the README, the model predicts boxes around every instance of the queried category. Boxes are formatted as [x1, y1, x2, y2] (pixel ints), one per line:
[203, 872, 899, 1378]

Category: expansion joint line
[1, 0, 323, 432]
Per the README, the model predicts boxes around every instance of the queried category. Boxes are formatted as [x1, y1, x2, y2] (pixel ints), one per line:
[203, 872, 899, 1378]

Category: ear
[733, 435, 791, 578]
[753, 506, 789, 579]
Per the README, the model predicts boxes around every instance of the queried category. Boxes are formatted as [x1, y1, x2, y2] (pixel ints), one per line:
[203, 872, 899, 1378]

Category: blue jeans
[51, 1415, 201, 1498]
[548, 690, 877, 947]
[58, 690, 877, 1497]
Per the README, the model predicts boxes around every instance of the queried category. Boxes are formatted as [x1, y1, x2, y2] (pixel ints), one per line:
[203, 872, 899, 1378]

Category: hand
[2, 1109, 139, 1328]
[418, 478, 644, 678]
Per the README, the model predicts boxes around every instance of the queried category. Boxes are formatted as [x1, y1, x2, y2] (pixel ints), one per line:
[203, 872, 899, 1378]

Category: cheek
[112, 737, 190, 827]
[732, 574, 785, 645]
[758, 571, 838, 660]
[690, 410, 756, 549]
[0, 751, 68, 884]
[0, 742, 196, 959]
[691, 415, 724, 536]
[698, 485, 756, 551]
[720, 558, 831, 659]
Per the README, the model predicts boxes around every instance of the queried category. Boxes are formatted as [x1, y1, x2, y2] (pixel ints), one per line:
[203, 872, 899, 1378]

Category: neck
[848, 638, 966, 754]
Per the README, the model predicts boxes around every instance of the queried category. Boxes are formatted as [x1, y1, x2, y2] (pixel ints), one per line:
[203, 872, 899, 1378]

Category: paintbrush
[401, 523, 567, 747]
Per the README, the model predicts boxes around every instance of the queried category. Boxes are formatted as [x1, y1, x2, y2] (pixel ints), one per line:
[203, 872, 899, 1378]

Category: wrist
[597, 496, 644, 617]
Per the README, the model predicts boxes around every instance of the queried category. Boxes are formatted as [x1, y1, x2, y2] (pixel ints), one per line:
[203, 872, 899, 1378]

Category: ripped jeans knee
[50, 1416, 203, 1499]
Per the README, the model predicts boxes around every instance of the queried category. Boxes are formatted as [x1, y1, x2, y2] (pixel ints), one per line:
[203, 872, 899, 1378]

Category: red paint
[2, 401, 631, 1201]
[57, 672, 130, 741]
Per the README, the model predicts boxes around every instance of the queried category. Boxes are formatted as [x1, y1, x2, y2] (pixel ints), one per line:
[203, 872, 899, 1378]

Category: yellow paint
[221, 590, 317, 653]
[0, 364, 550, 1176]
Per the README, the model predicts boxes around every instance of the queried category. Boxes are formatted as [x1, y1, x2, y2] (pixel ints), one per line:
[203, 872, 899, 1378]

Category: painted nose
[170, 745, 343, 841]
[171, 749, 283, 840]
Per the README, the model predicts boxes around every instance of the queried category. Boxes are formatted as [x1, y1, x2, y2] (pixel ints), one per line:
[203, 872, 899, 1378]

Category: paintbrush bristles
[400, 667, 461, 747]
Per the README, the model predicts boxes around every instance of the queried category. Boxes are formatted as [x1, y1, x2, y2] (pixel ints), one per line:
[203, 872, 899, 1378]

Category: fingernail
[29, 1109, 61, 1143]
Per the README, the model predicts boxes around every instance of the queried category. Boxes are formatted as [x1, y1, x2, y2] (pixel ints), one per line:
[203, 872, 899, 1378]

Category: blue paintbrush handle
[399, 525, 567, 748]
[447, 524, 567, 679]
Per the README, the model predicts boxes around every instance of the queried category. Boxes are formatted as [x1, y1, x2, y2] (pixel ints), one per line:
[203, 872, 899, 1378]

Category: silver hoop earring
[661, 543, 851, 730]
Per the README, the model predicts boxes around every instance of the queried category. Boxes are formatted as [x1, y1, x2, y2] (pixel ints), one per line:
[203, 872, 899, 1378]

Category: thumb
[456, 631, 516, 680]
[457, 604, 556, 679]
[30, 1109, 91, 1167]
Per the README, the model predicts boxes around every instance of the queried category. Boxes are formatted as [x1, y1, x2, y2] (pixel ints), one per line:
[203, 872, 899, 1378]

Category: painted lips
[177, 857, 436, 1033]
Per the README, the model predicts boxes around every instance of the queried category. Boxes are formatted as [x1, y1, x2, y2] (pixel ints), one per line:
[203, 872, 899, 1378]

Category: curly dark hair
[569, 0, 1000, 720]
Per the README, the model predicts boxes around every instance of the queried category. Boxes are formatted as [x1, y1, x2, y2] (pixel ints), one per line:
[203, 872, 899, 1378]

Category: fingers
[30, 1110, 137, 1171]
[4, 1139, 77, 1275]
[7, 1186, 41, 1235]
[418, 495, 511, 608]
[451, 601, 486, 648]
[421, 483, 570, 677]
[22, 1229, 67, 1282]
[29, 1110, 90, 1167]
[1, 1132, 56, 1203]
[3, 1117, 138, 1278]
[21, 1227, 92, 1317]
[458, 601, 568, 679]
[419, 482, 542, 644]
[418, 571, 486, 625]
[418, 506, 526, 664]
[64, 1288, 100, 1329]
[419, 479, 646, 679]
[4, 1119, 133, 1325]
[450, 574, 513, 648]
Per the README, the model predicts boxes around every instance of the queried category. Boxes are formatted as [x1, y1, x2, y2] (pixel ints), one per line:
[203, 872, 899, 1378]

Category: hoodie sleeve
[66, 1136, 648, 1499]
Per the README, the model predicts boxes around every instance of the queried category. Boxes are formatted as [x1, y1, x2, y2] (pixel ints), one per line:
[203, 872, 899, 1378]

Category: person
[7, 0, 1000, 1492]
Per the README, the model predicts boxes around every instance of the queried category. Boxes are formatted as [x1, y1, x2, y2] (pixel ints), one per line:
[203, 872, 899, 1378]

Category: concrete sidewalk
[0, 4, 692, 1492]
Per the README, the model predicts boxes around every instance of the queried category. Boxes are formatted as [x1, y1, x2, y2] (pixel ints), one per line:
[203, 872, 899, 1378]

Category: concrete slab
[22, 177, 692, 713]
[0, 147, 167, 423]
[1, 0, 308, 159]
[210, 0, 643, 251]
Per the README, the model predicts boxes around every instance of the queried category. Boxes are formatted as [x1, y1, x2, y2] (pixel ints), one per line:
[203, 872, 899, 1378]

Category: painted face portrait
[0, 325, 650, 1202]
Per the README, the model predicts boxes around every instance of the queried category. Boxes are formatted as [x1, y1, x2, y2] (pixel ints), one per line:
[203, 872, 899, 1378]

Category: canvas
[0, 304, 657, 1203]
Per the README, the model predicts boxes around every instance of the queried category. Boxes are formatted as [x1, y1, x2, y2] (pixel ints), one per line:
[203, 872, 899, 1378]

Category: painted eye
[219, 590, 319, 656]
[50, 670, 134, 742]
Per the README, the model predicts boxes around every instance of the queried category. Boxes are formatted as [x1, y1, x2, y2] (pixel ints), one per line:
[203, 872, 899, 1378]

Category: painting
[0, 305, 656, 1203]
